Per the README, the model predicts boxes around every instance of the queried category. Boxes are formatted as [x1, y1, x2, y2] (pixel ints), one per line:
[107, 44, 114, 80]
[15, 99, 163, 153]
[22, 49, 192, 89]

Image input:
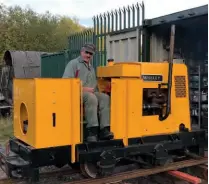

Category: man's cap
[82, 43, 96, 54]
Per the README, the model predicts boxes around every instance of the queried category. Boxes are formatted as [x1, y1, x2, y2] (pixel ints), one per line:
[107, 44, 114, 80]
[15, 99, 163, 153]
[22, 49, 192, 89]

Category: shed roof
[144, 4, 208, 27]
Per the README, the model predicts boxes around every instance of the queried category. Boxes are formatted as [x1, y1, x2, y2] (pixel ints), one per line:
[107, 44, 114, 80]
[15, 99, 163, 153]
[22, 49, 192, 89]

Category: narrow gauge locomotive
[0, 25, 206, 182]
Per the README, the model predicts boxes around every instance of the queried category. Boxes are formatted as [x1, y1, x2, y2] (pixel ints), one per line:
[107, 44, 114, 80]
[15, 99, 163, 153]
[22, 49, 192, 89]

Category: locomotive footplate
[76, 130, 206, 176]
[1, 137, 72, 182]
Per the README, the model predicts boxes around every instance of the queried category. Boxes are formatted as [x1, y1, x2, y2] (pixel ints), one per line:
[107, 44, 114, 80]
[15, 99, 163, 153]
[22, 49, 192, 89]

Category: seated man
[62, 43, 114, 142]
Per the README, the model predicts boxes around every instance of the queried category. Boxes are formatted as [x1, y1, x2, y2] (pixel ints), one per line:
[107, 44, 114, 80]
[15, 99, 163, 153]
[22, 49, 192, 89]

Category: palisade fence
[68, 2, 145, 70]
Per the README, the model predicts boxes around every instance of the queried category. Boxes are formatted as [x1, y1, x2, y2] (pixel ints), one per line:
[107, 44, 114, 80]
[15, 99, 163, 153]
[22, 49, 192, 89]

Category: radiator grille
[174, 76, 186, 98]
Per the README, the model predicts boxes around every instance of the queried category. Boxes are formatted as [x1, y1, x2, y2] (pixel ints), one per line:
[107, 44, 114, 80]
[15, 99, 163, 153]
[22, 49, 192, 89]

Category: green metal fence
[40, 2, 145, 78]
[68, 29, 94, 61]
[41, 50, 70, 78]
[93, 2, 145, 67]
[68, 2, 145, 69]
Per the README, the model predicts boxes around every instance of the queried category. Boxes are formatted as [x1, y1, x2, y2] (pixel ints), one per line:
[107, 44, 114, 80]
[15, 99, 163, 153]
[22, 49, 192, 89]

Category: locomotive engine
[0, 25, 206, 182]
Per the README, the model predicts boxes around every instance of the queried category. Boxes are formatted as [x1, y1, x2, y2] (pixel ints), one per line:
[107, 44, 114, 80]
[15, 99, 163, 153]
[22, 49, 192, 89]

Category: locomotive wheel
[80, 162, 99, 178]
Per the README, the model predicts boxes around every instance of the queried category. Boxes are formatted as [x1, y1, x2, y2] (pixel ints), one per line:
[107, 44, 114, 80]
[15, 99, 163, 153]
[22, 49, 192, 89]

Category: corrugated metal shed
[143, 5, 208, 63]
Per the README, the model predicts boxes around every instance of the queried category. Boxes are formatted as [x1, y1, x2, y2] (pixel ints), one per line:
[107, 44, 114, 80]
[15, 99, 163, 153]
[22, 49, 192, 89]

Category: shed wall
[106, 29, 141, 62]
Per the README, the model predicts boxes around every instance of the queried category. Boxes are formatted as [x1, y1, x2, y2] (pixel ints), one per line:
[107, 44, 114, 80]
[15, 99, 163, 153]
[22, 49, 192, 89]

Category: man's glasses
[85, 51, 93, 56]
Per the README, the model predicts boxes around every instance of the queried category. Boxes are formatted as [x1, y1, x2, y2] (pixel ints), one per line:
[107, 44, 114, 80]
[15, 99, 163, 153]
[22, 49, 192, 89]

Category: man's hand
[83, 87, 94, 93]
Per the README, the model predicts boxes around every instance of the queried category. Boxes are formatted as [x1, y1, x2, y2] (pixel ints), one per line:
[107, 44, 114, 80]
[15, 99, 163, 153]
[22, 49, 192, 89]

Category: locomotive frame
[0, 127, 206, 182]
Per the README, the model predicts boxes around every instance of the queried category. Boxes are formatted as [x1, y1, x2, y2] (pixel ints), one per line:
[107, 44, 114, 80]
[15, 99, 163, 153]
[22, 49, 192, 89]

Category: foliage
[0, 115, 13, 144]
[0, 3, 86, 57]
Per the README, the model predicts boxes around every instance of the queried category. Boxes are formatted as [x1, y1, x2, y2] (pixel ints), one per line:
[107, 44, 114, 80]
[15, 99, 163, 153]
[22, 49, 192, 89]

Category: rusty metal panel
[3, 50, 50, 78]
[106, 28, 141, 62]
[1, 50, 51, 106]
[149, 33, 168, 62]
[149, 33, 186, 63]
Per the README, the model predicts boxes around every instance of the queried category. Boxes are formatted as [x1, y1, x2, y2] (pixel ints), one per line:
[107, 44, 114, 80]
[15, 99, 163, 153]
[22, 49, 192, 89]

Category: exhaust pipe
[159, 24, 175, 121]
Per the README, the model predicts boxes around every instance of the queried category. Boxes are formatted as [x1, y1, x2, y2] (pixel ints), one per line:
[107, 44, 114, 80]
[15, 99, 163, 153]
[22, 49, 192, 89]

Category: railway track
[65, 157, 208, 184]
[0, 157, 207, 184]
[0, 167, 80, 184]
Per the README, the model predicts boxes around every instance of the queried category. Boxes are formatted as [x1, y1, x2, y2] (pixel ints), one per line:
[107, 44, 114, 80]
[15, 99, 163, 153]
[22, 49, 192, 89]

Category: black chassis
[0, 129, 206, 182]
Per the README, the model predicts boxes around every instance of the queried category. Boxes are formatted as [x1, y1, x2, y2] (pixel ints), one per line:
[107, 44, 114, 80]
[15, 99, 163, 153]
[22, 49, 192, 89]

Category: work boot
[100, 126, 114, 140]
[86, 127, 98, 142]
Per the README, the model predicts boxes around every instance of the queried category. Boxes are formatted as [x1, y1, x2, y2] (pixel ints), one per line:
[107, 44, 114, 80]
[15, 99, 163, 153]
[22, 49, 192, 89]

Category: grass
[0, 115, 13, 145]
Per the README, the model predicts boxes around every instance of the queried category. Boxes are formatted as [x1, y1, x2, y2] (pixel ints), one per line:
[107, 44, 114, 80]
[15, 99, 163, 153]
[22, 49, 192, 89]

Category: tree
[0, 3, 86, 57]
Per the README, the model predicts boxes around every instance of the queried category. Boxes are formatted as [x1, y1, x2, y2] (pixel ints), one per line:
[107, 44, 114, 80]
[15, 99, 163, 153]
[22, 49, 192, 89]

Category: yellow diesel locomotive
[0, 26, 206, 182]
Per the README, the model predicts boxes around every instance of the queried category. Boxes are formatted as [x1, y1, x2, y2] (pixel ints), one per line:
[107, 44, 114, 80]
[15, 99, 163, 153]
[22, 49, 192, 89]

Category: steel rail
[0, 167, 80, 184]
[67, 158, 207, 184]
